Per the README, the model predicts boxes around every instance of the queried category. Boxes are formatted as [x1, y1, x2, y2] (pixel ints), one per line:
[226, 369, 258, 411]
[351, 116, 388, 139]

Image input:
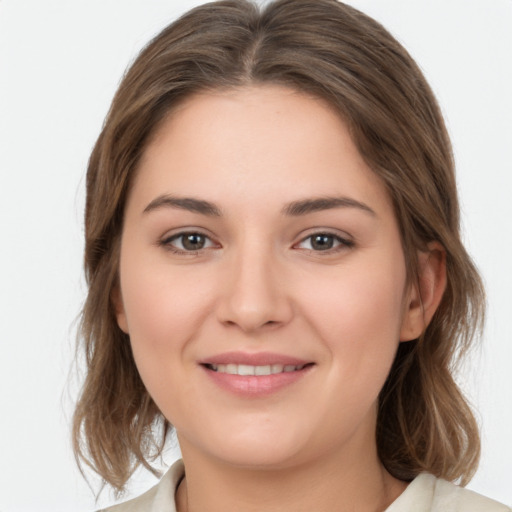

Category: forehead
[130, 84, 393, 218]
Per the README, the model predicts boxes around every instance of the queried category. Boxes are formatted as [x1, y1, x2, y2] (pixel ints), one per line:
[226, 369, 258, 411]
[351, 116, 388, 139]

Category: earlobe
[400, 242, 447, 342]
[112, 285, 129, 334]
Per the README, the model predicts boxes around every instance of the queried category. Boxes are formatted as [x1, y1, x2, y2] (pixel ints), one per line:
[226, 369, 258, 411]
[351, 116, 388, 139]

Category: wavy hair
[73, 0, 484, 492]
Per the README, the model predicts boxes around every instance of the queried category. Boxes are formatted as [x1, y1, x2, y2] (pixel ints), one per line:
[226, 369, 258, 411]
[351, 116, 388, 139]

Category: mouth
[204, 363, 311, 376]
[199, 352, 315, 396]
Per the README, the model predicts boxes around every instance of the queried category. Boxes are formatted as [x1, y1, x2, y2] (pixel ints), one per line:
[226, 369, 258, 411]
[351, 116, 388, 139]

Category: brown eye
[296, 232, 354, 252]
[163, 232, 215, 252]
[311, 234, 335, 250]
[181, 233, 207, 250]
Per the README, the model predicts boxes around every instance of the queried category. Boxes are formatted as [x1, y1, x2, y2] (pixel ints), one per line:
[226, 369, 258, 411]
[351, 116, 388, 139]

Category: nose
[216, 244, 294, 333]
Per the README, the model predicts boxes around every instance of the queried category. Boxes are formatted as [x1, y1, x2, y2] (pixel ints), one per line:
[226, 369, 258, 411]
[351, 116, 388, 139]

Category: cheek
[118, 252, 215, 394]
[297, 254, 407, 393]
[119, 265, 215, 425]
[120, 254, 210, 342]
[303, 255, 405, 329]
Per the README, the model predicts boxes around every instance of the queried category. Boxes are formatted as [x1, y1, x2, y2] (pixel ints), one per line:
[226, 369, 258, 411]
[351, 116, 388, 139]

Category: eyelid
[159, 227, 220, 254]
[293, 229, 355, 252]
[157, 227, 354, 255]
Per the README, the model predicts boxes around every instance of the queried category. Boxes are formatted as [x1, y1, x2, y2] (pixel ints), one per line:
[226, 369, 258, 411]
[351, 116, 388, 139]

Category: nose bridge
[218, 235, 292, 332]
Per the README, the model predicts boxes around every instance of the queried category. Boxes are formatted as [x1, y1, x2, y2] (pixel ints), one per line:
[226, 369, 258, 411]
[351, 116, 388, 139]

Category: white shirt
[101, 459, 511, 512]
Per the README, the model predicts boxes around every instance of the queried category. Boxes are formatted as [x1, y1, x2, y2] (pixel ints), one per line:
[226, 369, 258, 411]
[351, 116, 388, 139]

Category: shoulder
[387, 473, 511, 512]
[432, 476, 511, 512]
[97, 460, 184, 512]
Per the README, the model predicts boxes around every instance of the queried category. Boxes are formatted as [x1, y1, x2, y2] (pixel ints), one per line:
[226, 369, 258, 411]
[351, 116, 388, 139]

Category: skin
[115, 85, 446, 512]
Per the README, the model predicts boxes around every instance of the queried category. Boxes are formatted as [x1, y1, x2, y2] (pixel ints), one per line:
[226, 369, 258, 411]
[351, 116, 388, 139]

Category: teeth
[255, 365, 271, 376]
[227, 364, 238, 375]
[209, 363, 305, 375]
[238, 364, 255, 376]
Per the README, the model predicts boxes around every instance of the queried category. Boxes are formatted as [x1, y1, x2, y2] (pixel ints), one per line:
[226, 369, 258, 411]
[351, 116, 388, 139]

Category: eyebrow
[142, 194, 375, 218]
[282, 196, 376, 217]
[143, 195, 222, 216]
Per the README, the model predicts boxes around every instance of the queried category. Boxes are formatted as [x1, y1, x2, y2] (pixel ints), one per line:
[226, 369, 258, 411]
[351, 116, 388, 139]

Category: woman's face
[116, 85, 419, 470]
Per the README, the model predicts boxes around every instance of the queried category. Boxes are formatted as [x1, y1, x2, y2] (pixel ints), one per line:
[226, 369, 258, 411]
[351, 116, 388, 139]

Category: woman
[73, 0, 510, 510]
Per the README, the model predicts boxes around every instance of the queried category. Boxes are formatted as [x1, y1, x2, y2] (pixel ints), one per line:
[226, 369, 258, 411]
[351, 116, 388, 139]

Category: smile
[201, 355, 314, 397]
[206, 363, 308, 376]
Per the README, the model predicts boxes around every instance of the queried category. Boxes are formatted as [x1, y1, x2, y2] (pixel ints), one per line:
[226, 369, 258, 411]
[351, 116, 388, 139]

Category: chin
[178, 422, 310, 470]
[213, 444, 304, 470]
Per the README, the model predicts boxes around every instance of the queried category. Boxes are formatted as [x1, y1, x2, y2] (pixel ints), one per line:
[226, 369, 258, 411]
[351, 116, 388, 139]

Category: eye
[161, 232, 216, 253]
[296, 232, 353, 252]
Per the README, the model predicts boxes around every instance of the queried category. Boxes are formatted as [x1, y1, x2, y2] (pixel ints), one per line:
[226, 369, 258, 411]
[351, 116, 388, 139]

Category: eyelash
[159, 230, 354, 256]
[159, 231, 217, 255]
[294, 232, 354, 253]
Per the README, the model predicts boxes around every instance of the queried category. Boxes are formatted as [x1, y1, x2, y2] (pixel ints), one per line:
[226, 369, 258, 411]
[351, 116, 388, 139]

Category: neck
[175, 434, 407, 512]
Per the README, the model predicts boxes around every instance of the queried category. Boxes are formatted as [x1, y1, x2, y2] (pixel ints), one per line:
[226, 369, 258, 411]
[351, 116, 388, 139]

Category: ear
[400, 242, 447, 342]
[112, 285, 129, 334]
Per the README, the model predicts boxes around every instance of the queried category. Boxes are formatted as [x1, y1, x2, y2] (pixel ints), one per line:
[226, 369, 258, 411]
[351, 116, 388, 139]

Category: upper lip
[199, 351, 312, 367]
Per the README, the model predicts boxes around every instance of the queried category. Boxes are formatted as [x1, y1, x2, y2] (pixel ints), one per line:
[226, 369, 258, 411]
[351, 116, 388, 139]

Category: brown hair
[73, 0, 484, 492]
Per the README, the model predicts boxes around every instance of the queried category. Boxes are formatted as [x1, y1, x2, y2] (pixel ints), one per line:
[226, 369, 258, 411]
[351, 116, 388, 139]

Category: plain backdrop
[0, 1, 511, 510]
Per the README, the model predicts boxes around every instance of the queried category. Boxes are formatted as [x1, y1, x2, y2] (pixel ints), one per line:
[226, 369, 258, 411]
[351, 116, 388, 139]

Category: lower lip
[201, 365, 313, 397]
